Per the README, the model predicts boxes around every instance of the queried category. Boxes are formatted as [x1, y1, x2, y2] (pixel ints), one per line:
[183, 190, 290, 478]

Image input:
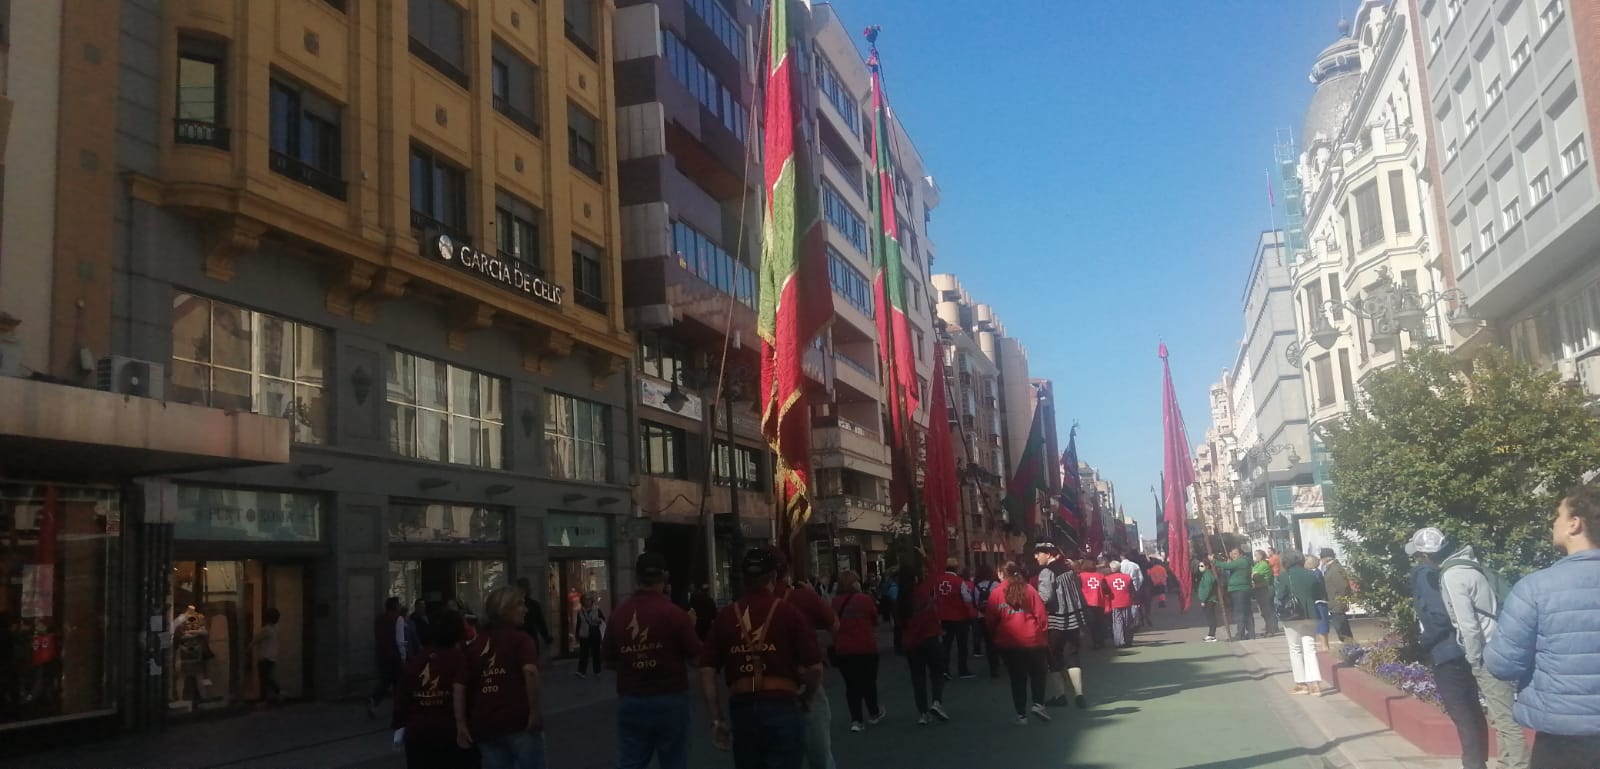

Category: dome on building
[1301, 34, 1362, 151]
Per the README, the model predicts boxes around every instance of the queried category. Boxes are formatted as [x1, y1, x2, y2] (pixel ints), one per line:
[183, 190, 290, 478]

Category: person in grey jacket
[1317, 548, 1354, 643]
[1486, 484, 1600, 769]
[1407, 527, 1488, 769]
[1439, 543, 1527, 769]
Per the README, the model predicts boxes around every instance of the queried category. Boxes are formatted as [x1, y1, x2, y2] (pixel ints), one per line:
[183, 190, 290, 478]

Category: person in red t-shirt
[986, 561, 1051, 725]
[1078, 561, 1111, 650]
[896, 556, 951, 724]
[933, 558, 978, 679]
[830, 570, 886, 732]
[699, 548, 823, 769]
[393, 610, 472, 769]
[458, 586, 543, 769]
[604, 552, 700, 769]
[1106, 564, 1136, 649]
[766, 547, 838, 769]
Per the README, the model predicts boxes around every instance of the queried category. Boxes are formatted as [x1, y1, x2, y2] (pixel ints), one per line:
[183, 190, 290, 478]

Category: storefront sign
[546, 512, 609, 550]
[433, 234, 564, 306]
[1292, 484, 1325, 516]
[639, 376, 702, 419]
[173, 486, 322, 542]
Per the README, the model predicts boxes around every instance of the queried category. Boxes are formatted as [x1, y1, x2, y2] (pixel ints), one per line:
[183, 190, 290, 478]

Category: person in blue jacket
[1486, 483, 1600, 769]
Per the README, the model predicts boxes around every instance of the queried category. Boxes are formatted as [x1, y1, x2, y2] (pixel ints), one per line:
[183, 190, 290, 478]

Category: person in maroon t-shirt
[393, 610, 472, 769]
[699, 547, 822, 769]
[830, 570, 886, 732]
[766, 546, 838, 769]
[896, 555, 951, 725]
[604, 552, 701, 769]
[458, 586, 543, 769]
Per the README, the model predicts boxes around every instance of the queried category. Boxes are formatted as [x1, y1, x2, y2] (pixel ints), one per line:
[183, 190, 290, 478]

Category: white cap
[1404, 527, 1446, 556]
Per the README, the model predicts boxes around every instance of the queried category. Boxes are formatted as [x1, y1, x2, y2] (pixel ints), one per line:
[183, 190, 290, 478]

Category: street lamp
[1285, 267, 1482, 366]
[665, 359, 757, 597]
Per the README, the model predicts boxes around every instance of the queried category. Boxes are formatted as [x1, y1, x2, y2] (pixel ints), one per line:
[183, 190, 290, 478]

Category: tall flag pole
[865, 27, 921, 523]
[923, 341, 961, 567]
[759, 0, 833, 562]
[1159, 343, 1196, 610]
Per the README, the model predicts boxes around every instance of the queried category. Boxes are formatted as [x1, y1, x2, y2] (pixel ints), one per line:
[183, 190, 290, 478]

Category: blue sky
[840, 1, 1352, 536]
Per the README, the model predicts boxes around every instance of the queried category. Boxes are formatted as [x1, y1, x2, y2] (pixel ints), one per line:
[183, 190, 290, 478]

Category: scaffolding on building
[1274, 127, 1307, 266]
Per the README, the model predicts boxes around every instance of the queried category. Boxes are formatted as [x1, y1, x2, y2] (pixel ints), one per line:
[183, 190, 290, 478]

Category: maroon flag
[1058, 429, 1082, 538]
[1086, 491, 1105, 557]
[1159, 343, 1196, 610]
[923, 342, 961, 567]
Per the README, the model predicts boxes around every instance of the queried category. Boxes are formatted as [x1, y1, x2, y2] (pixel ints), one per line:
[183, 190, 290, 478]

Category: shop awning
[0, 377, 290, 480]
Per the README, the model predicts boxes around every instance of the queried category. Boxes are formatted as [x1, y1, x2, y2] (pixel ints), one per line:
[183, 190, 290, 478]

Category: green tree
[1324, 347, 1600, 627]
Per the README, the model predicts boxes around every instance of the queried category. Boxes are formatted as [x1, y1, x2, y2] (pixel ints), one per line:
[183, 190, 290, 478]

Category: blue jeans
[617, 692, 689, 769]
[478, 731, 545, 769]
[729, 697, 805, 769]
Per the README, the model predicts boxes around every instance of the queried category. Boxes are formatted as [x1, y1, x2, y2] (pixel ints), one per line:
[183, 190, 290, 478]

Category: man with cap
[1407, 527, 1489, 769]
[1032, 543, 1089, 708]
[1317, 548, 1355, 643]
[700, 547, 824, 769]
[605, 552, 701, 769]
[933, 557, 978, 679]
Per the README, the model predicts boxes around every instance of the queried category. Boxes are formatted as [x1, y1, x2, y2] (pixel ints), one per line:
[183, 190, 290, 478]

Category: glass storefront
[0, 483, 119, 727]
[167, 559, 308, 711]
[545, 513, 612, 656]
[388, 502, 511, 622]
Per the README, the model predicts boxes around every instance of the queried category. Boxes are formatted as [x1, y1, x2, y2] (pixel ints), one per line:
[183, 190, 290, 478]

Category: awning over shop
[0, 377, 290, 480]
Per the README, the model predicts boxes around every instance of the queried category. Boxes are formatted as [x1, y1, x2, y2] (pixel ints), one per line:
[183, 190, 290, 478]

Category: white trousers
[1285, 623, 1321, 685]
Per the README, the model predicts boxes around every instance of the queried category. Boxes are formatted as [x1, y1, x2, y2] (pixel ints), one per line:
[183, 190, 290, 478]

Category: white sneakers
[1029, 703, 1052, 722]
[1204, 636, 1218, 643]
[1013, 715, 1029, 726]
[867, 707, 887, 725]
[929, 701, 950, 721]
[917, 713, 933, 726]
[850, 721, 865, 732]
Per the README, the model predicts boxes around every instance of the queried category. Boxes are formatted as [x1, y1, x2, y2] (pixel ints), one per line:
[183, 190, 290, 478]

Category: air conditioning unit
[96, 356, 166, 399]
[1574, 355, 1600, 399]
[1556, 358, 1580, 384]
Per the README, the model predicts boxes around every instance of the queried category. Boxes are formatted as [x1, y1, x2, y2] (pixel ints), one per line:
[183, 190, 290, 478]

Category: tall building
[935, 317, 1007, 563]
[1193, 369, 1241, 534]
[1414, 0, 1600, 394]
[2, 0, 636, 739]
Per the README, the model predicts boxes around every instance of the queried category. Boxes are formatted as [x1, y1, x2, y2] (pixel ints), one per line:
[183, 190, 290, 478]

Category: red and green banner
[759, 0, 833, 553]
[1059, 428, 1082, 538]
[1002, 401, 1049, 531]
[865, 32, 920, 512]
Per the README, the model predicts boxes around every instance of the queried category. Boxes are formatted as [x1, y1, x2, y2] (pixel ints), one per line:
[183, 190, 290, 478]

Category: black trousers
[257, 659, 281, 702]
[370, 656, 400, 704]
[1433, 658, 1488, 769]
[1532, 732, 1600, 769]
[1253, 587, 1279, 635]
[941, 620, 970, 676]
[835, 653, 881, 723]
[905, 637, 946, 713]
[1230, 590, 1254, 639]
[970, 618, 989, 656]
[578, 633, 603, 674]
[1201, 602, 1219, 637]
[1084, 609, 1106, 648]
[405, 738, 475, 769]
[1000, 648, 1048, 716]
[1329, 612, 1354, 643]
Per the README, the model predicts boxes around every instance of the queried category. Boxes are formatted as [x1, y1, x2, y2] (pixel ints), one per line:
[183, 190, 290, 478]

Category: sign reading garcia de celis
[434, 234, 565, 306]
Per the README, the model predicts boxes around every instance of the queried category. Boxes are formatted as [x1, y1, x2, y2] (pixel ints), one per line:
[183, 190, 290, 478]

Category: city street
[4, 609, 1432, 769]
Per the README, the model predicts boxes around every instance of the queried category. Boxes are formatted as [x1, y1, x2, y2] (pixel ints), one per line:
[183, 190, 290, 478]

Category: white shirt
[1121, 560, 1145, 590]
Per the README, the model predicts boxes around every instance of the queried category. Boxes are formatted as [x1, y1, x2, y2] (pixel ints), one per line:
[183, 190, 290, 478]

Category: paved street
[4, 607, 1420, 769]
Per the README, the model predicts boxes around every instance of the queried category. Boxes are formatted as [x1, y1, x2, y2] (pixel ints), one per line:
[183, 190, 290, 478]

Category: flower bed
[1339, 640, 1440, 706]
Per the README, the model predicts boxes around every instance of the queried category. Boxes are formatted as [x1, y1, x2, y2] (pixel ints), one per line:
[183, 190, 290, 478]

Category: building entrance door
[545, 558, 611, 657]
[167, 559, 309, 712]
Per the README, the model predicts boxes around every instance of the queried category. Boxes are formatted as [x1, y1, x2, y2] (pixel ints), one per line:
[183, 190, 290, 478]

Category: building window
[1388, 170, 1410, 235]
[814, 52, 860, 134]
[1464, 110, 1478, 135]
[268, 78, 346, 200]
[564, 0, 597, 58]
[171, 294, 329, 444]
[1485, 77, 1503, 106]
[1312, 355, 1336, 407]
[1445, 0, 1461, 22]
[1353, 180, 1384, 248]
[491, 41, 541, 136]
[713, 442, 760, 489]
[546, 392, 610, 482]
[1456, 244, 1474, 273]
[386, 351, 505, 468]
[1502, 197, 1522, 229]
[410, 145, 468, 235]
[1429, 29, 1441, 55]
[1479, 221, 1497, 251]
[1539, 0, 1564, 35]
[1561, 136, 1588, 177]
[568, 101, 601, 179]
[672, 220, 755, 307]
[1327, 274, 1344, 321]
[826, 247, 874, 317]
[408, 0, 468, 86]
[1530, 168, 1552, 202]
[640, 422, 688, 479]
[822, 183, 869, 253]
[1511, 39, 1531, 73]
[1337, 349, 1356, 405]
[637, 330, 686, 383]
[1340, 203, 1355, 263]
[1557, 289, 1599, 358]
[176, 38, 228, 149]
[661, 32, 748, 142]
[572, 236, 606, 313]
[685, 0, 745, 63]
[495, 190, 542, 275]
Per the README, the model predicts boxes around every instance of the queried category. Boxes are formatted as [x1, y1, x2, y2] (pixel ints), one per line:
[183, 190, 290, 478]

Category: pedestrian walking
[251, 608, 283, 705]
[769, 548, 839, 769]
[1106, 563, 1135, 648]
[1306, 555, 1332, 652]
[1487, 484, 1600, 769]
[1032, 543, 1088, 709]
[689, 584, 718, 641]
[830, 570, 886, 733]
[604, 552, 701, 769]
[1119, 554, 1149, 629]
[1318, 549, 1356, 644]
[368, 597, 409, 717]
[1148, 561, 1170, 609]
[985, 561, 1051, 726]
[698, 547, 823, 769]
[972, 564, 1001, 675]
[574, 595, 606, 678]
[515, 578, 554, 653]
[933, 558, 977, 679]
[1437, 539, 1528, 769]
[1274, 553, 1326, 696]
[392, 610, 473, 769]
[1215, 548, 1255, 639]
[1406, 528, 1488, 769]
[1252, 550, 1279, 636]
[896, 557, 951, 725]
[461, 586, 545, 769]
[1078, 560, 1111, 649]
[1195, 561, 1220, 642]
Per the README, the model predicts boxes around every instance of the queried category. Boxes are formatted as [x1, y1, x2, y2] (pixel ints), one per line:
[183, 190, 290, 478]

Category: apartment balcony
[832, 351, 879, 400]
[622, 248, 756, 340]
[811, 417, 891, 478]
[831, 289, 876, 342]
[614, 50, 753, 200]
[813, 494, 891, 536]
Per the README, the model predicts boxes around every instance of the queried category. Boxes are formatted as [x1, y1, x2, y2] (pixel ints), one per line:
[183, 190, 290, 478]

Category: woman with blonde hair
[984, 561, 1051, 725]
[457, 585, 545, 769]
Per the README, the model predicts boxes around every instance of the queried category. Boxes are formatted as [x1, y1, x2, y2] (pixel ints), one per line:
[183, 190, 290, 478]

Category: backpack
[976, 580, 996, 609]
[1439, 558, 1514, 618]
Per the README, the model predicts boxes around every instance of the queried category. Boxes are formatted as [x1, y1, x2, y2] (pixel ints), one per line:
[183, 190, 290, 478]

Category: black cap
[636, 552, 669, 578]
[1319, 548, 1337, 559]
[741, 547, 780, 577]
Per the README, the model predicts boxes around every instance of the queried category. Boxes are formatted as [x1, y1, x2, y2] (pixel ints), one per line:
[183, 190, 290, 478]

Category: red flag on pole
[923, 342, 961, 567]
[1159, 343, 1196, 610]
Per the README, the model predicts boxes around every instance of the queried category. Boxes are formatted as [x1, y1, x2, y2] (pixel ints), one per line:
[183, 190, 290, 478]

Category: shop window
[713, 442, 761, 489]
[386, 350, 506, 469]
[0, 484, 119, 727]
[547, 555, 611, 656]
[388, 560, 506, 621]
[545, 392, 610, 482]
[567, 101, 601, 179]
[176, 37, 228, 149]
[170, 294, 329, 445]
[388, 502, 508, 545]
[572, 236, 606, 313]
[268, 77, 345, 200]
[168, 558, 309, 711]
[640, 421, 688, 479]
[408, 0, 468, 86]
